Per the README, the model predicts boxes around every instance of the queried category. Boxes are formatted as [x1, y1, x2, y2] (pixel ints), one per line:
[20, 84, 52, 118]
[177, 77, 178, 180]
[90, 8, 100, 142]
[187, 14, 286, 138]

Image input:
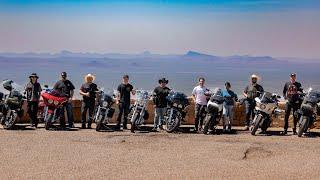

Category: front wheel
[166, 110, 180, 133]
[298, 116, 308, 137]
[45, 113, 53, 130]
[3, 111, 17, 129]
[251, 114, 262, 136]
[95, 114, 105, 131]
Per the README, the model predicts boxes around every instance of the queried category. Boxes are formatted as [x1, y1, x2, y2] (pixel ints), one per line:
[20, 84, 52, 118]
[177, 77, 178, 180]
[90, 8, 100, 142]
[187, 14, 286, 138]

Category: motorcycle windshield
[259, 92, 274, 103]
[305, 90, 320, 104]
[135, 90, 148, 103]
[1, 80, 23, 93]
[210, 88, 224, 103]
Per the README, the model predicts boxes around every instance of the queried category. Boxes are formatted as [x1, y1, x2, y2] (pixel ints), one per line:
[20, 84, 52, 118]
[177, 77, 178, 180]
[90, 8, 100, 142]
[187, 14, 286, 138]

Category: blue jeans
[60, 102, 74, 128]
[154, 107, 166, 128]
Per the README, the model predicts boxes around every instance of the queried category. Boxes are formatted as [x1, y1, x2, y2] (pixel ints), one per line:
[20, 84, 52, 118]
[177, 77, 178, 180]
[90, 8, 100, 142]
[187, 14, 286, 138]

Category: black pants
[27, 101, 39, 125]
[81, 100, 95, 127]
[195, 104, 207, 130]
[284, 101, 301, 131]
[116, 102, 130, 128]
[245, 100, 256, 126]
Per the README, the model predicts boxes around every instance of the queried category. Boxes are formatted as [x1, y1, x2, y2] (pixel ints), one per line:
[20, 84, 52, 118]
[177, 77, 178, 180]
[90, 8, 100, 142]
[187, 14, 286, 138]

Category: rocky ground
[0, 124, 320, 180]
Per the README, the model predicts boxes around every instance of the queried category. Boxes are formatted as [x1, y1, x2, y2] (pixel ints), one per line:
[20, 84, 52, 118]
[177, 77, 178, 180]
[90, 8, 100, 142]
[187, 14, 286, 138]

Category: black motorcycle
[297, 88, 320, 137]
[203, 89, 224, 135]
[165, 91, 189, 133]
[94, 89, 115, 131]
[0, 80, 25, 129]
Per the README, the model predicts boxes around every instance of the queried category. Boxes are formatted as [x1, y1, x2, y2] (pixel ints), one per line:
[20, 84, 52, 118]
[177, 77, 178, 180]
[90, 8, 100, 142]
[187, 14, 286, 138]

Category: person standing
[152, 78, 171, 132]
[243, 74, 264, 130]
[24, 73, 42, 128]
[79, 74, 98, 129]
[282, 73, 303, 135]
[115, 75, 135, 131]
[192, 77, 210, 132]
[222, 82, 238, 132]
[53, 72, 75, 129]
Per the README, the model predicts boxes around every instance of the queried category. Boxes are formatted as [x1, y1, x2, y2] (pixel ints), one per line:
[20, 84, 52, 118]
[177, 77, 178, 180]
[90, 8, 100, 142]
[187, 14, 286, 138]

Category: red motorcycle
[41, 91, 68, 130]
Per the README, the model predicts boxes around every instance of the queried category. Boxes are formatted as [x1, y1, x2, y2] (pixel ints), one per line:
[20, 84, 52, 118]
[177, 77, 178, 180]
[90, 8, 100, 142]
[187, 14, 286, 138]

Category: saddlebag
[106, 108, 115, 118]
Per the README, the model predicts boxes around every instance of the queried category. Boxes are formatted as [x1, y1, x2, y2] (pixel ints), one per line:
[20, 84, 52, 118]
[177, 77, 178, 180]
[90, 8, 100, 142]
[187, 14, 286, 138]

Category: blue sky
[1, 0, 320, 58]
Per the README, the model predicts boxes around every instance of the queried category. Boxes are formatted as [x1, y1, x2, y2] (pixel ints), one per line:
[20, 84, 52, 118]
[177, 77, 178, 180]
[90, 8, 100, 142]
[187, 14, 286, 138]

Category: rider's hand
[153, 105, 156, 108]
[85, 92, 90, 97]
[68, 98, 73, 103]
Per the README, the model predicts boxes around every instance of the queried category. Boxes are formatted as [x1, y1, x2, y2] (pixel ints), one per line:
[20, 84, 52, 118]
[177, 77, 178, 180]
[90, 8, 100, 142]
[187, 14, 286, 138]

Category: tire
[131, 113, 139, 132]
[251, 114, 262, 136]
[166, 111, 180, 133]
[298, 116, 308, 137]
[95, 114, 104, 131]
[3, 111, 17, 130]
[45, 113, 53, 130]
[203, 115, 211, 134]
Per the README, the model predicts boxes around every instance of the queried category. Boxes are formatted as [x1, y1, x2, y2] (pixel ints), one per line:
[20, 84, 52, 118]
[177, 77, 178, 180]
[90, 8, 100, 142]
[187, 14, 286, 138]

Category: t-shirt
[117, 83, 133, 104]
[53, 80, 75, 98]
[283, 81, 303, 103]
[222, 90, 238, 106]
[244, 84, 264, 100]
[192, 85, 209, 106]
[80, 82, 98, 102]
[153, 86, 171, 108]
[24, 82, 42, 101]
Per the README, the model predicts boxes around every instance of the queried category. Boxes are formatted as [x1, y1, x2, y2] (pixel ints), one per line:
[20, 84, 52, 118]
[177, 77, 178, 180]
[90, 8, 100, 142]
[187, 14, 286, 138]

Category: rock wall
[19, 98, 320, 128]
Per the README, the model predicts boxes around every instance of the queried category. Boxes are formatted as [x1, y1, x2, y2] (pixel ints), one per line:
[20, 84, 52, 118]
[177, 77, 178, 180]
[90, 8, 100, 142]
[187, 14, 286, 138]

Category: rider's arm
[243, 86, 248, 98]
[283, 83, 288, 99]
[131, 85, 136, 95]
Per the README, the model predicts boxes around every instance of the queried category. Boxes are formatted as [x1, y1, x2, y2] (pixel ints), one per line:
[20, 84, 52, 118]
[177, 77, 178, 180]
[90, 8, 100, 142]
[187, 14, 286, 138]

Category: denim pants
[195, 104, 207, 130]
[223, 104, 234, 127]
[60, 102, 74, 128]
[284, 101, 301, 131]
[245, 100, 255, 126]
[27, 101, 39, 125]
[81, 100, 95, 127]
[154, 107, 166, 128]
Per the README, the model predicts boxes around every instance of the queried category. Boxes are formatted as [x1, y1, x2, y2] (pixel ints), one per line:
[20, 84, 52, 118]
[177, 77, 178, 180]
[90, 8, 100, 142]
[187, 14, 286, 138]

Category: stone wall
[19, 98, 320, 128]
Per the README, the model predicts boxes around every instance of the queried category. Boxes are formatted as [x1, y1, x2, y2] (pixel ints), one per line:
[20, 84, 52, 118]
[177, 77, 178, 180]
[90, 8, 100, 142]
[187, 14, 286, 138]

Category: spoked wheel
[95, 114, 105, 132]
[45, 113, 53, 130]
[3, 111, 17, 130]
[298, 116, 308, 137]
[130, 113, 140, 132]
[166, 113, 180, 133]
[251, 114, 262, 136]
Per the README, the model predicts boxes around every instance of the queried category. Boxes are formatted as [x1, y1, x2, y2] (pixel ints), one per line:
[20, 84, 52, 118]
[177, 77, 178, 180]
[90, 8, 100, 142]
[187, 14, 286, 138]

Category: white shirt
[192, 85, 209, 105]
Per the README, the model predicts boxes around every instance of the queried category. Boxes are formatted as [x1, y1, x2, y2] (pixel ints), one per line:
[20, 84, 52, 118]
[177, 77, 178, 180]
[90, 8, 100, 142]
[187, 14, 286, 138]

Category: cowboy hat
[29, 73, 39, 79]
[84, 73, 96, 82]
[158, 78, 169, 84]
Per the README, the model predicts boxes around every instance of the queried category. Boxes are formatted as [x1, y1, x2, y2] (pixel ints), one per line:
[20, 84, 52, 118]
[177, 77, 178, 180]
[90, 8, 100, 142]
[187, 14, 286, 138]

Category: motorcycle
[41, 90, 68, 130]
[129, 90, 150, 133]
[0, 80, 26, 129]
[203, 88, 224, 135]
[251, 91, 282, 135]
[165, 91, 189, 133]
[37, 85, 52, 123]
[94, 89, 116, 131]
[297, 88, 320, 137]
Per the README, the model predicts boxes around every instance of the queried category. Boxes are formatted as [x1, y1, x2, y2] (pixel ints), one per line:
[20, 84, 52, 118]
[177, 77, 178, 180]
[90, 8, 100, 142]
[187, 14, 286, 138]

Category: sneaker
[159, 125, 164, 131]
[293, 130, 297, 135]
[151, 127, 158, 132]
[280, 130, 287, 135]
[123, 125, 128, 130]
[199, 127, 203, 132]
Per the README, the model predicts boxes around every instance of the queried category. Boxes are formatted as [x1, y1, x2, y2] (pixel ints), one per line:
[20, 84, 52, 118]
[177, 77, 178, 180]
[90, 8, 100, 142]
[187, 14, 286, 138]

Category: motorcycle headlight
[173, 103, 178, 107]
[178, 104, 183, 108]
[103, 101, 108, 107]
[48, 99, 54, 104]
[53, 101, 59, 106]
[260, 104, 266, 110]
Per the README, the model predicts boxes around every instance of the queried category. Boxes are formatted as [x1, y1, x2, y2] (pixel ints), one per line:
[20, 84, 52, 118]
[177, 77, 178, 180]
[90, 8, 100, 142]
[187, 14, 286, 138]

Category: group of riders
[16, 71, 307, 135]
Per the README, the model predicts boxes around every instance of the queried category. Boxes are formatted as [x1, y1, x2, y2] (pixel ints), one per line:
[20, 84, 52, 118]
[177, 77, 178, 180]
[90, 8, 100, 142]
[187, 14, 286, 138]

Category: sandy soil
[0, 124, 320, 180]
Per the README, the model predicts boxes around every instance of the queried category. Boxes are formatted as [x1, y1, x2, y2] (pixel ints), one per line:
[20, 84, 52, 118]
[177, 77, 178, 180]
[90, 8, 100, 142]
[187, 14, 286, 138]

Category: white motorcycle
[129, 90, 150, 133]
[251, 92, 282, 135]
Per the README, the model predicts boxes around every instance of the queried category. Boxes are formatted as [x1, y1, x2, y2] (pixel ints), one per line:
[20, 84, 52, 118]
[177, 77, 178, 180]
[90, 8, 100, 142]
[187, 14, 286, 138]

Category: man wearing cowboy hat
[53, 72, 75, 129]
[282, 73, 303, 135]
[79, 74, 98, 129]
[243, 74, 264, 130]
[24, 73, 42, 127]
[152, 78, 171, 132]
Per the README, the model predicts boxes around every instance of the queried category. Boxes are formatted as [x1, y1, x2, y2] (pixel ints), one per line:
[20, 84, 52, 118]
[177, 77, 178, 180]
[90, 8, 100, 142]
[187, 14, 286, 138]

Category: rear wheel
[298, 116, 308, 137]
[3, 111, 17, 130]
[251, 114, 262, 136]
[45, 113, 53, 130]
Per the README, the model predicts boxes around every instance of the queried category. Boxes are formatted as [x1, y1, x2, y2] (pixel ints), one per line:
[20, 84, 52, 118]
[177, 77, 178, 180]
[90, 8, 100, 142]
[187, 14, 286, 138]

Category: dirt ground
[0, 124, 320, 180]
